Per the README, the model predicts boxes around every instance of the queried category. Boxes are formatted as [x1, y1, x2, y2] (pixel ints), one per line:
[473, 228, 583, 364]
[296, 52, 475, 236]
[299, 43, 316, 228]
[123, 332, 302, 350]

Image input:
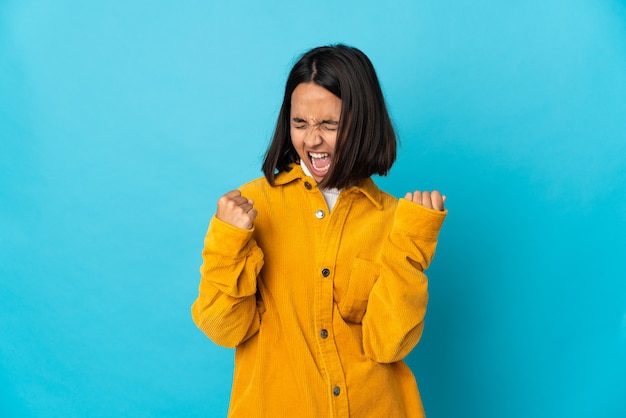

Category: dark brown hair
[262, 44, 396, 189]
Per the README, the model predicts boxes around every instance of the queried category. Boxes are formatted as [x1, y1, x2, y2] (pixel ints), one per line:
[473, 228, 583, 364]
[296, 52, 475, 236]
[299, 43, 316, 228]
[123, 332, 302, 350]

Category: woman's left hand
[404, 190, 446, 211]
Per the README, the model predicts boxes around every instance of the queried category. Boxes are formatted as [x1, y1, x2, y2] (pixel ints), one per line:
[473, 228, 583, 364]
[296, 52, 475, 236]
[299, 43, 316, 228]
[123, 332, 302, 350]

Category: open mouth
[309, 152, 331, 176]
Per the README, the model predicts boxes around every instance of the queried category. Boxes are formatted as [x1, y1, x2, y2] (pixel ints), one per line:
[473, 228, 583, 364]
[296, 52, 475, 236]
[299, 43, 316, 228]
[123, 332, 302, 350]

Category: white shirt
[300, 162, 342, 211]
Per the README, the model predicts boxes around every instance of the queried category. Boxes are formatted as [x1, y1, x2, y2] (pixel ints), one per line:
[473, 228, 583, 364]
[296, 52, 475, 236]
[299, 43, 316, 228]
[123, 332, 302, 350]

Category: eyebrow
[291, 118, 339, 125]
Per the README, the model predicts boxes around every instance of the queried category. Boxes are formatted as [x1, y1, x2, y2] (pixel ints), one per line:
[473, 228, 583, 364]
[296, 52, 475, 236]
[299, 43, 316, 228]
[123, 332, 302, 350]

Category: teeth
[309, 152, 331, 172]
[312, 161, 330, 171]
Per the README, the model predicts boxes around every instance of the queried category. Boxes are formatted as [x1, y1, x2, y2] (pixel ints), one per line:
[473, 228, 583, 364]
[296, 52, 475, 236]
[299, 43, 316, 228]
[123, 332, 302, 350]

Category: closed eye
[321, 122, 338, 132]
[292, 118, 308, 130]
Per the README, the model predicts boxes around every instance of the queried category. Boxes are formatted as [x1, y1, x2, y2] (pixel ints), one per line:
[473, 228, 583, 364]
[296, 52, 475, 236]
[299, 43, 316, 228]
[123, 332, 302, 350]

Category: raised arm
[362, 192, 447, 363]
[191, 190, 265, 348]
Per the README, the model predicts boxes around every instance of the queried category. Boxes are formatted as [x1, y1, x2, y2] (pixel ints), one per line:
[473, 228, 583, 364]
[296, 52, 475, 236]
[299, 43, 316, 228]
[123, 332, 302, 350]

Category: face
[290, 82, 342, 183]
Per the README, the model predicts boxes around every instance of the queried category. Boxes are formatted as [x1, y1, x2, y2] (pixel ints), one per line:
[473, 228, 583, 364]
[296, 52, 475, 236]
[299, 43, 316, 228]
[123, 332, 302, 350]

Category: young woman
[192, 44, 447, 418]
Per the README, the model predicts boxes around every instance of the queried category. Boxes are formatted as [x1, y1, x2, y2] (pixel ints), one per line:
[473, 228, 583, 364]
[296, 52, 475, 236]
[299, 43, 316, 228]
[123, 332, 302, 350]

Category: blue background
[2, 0, 625, 417]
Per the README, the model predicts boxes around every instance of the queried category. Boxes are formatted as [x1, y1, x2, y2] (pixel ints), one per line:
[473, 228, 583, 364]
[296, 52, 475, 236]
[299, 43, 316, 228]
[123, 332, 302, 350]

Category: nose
[303, 127, 324, 147]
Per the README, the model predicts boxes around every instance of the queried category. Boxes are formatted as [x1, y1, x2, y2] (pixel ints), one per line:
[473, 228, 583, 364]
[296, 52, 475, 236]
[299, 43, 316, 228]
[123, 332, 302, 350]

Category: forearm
[362, 200, 446, 363]
[191, 216, 265, 347]
[361, 247, 429, 363]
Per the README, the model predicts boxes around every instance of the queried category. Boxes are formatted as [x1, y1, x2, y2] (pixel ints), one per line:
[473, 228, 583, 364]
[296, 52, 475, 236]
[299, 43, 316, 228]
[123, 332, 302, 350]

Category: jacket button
[321, 268, 330, 278]
[320, 329, 328, 339]
[315, 210, 325, 219]
[333, 386, 341, 396]
[304, 181, 312, 190]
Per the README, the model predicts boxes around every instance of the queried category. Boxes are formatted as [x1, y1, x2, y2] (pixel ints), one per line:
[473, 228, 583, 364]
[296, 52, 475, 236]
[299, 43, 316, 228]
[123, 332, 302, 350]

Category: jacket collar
[274, 163, 384, 210]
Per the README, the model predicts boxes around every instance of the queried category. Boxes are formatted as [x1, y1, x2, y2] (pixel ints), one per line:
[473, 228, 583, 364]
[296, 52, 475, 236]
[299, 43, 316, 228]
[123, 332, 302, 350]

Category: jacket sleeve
[362, 199, 447, 363]
[191, 215, 265, 348]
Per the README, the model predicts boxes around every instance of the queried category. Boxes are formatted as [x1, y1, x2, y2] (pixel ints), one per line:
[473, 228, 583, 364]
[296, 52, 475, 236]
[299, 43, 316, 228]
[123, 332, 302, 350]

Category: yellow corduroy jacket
[191, 163, 447, 418]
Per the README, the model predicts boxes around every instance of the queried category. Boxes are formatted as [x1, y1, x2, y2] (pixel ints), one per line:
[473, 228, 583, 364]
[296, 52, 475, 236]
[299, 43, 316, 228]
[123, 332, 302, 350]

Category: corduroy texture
[192, 163, 447, 418]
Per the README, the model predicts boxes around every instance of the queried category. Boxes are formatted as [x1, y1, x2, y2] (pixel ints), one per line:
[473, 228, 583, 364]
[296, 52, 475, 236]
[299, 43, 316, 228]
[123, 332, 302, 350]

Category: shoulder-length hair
[262, 44, 396, 189]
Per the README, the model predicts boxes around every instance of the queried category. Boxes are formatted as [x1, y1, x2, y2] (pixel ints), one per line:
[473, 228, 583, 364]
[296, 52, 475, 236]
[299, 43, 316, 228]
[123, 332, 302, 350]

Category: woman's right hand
[216, 190, 257, 230]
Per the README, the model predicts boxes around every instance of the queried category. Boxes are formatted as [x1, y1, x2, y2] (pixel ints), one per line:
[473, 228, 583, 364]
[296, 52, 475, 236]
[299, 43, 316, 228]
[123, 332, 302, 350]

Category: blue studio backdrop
[1, 1, 625, 417]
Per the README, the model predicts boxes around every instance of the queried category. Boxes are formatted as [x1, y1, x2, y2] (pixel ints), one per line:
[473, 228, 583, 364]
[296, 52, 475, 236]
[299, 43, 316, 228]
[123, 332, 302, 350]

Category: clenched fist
[404, 190, 446, 211]
[216, 190, 257, 230]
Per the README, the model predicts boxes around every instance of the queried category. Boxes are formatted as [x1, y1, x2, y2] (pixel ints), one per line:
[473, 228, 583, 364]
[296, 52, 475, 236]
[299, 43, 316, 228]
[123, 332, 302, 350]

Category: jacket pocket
[337, 258, 379, 324]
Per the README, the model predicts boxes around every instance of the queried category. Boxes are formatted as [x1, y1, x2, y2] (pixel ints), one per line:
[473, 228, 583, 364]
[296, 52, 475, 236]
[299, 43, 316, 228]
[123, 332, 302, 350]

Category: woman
[192, 44, 447, 417]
